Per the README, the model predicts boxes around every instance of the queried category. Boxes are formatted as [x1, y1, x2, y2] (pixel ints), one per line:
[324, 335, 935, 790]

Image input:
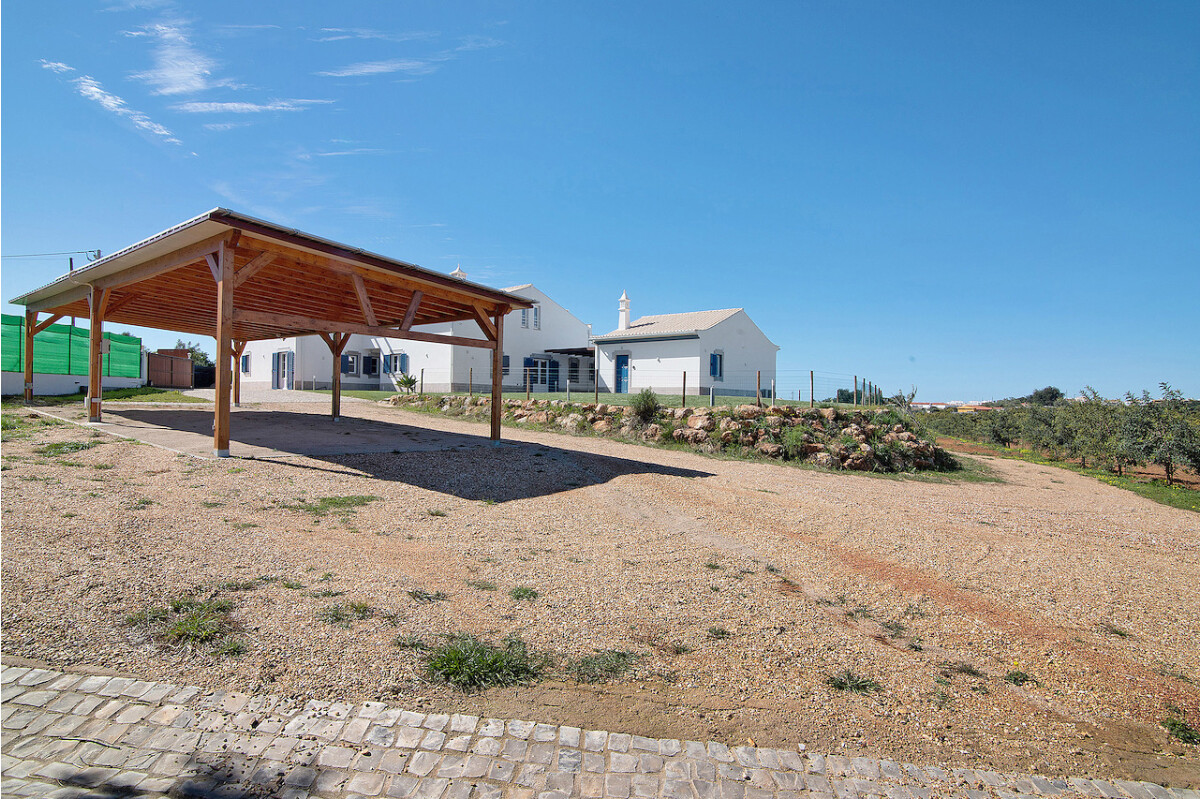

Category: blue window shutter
[341, 354, 351, 373]
[399, 354, 409, 374]
[710, 354, 718, 377]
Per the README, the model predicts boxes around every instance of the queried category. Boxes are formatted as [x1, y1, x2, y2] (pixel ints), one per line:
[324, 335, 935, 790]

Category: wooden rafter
[351, 274, 378, 327]
[235, 309, 497, 349]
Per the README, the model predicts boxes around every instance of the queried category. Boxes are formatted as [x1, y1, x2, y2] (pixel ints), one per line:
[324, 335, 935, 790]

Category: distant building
[240, 282, 595, 394]
[591, 292, 779, 397]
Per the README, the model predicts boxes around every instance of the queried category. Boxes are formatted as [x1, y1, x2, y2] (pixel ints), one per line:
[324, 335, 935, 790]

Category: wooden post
[23, 310, 35, 403]
[212, 241, 233, 455]
[810, 370, 814, 408]
[525, 367, 531, 401]
[594, 373, 599, 405]
[87, 287, 110, 423]
[469, 367, 473, 398]
[320, 332, 351, 421]
[770, 379, 775, 408]
[854, 376, 859, 407]
[490, 311, 504, 441]
[420, 368, 425, 396]
[756, 370, 762, 407]
[232, 340, 247, 407]
[682, 372, 687, 408]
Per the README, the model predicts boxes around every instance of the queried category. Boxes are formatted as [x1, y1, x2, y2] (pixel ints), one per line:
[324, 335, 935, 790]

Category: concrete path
[2, 667, 1193, 799]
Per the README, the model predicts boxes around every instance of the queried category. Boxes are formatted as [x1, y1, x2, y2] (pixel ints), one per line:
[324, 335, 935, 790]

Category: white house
[240, 283, 595, 394]
[591, 292, 779, 398]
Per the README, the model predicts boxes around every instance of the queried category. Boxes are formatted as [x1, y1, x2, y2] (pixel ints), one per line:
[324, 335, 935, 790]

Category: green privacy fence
[1, 314, 142, 378]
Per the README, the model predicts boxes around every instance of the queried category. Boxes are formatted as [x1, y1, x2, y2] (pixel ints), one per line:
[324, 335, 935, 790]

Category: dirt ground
[2, 401, 1199, 787]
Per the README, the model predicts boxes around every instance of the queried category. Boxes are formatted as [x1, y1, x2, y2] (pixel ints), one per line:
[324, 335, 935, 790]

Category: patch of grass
[408, 589, 449, 603]
[309, 588, 344, 598]
[214, 639, 246, 657]
[318, 572, 334, 581]
[12, 387, 207, 406]
[703, 560, 722, 570]
[36, 441, 97, 457]
[764, 564, 781, 575]
[394, 634, 427, 650]
[201, 501, 223, 508]
[132, 498, 155, 508]
[880, 619, 906, 638]
[425, 634, 546, 691]
[509, 586, 539, 601]
[427, 509, 448, 517]
[569, 650, 639, 683]
[666, 642, 692, 655]
[466, 580, 497, 591]
[1153, 664, 1192, 683]
[827, 670, 881, 693]
[1003, 670, 1038, 687]
[164, 600, 235, 644]
[285, 495, 380, 517]
[318, 602, 374, 627]
[282, 580, 304, 590]
[845, 604, 872, 620]
[942, 662, 984, 678]
[1162, 717, 1200, 744]
[706, 626, 731, 640]
[1099, 622, 1131, 638]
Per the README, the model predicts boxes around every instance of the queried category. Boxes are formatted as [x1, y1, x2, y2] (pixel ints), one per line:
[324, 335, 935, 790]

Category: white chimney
[618, 290, 630, 331]
[450, 264, 467, 280]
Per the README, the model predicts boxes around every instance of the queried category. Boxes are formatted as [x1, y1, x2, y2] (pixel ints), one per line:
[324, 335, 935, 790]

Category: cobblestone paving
[2, 667, 1194, 799]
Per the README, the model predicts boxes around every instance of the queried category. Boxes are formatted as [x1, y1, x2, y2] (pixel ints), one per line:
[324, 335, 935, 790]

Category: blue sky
[3, 1, 1197, 401]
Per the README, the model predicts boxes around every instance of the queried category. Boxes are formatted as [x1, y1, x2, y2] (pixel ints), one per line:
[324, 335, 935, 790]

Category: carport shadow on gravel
[95, 407, 713, 502]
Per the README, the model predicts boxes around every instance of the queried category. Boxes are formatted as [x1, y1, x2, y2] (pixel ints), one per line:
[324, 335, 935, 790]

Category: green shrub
[630, 389, 660, 423]
[425, 634, 546, 691]
[1162, 717, 1200, 744]
[510, 586, 538, 601]
[826, 669, 880, 693]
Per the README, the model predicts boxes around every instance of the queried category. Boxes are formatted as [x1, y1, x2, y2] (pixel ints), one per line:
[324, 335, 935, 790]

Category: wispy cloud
[39, 59, 75, 74]
[203, 121, 249, 131]
[314, 27, 436, 43]
[127, 21, 238, 95]
[313, 148, 386, 157]
[316, 58, 445, 78]
[172, 99, 333, 113]
[70, 73, 180, 144]
[317, 35, 502, 79]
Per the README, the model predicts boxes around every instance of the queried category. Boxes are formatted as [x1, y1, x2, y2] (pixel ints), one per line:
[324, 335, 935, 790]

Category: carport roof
[10, 208, 532, 342]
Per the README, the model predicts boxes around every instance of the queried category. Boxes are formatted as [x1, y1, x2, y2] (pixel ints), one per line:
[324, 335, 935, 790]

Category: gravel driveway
[2, 399, 1197, 787]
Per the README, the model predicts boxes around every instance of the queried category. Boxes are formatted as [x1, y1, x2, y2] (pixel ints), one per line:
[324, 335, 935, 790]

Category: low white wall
[1, 372, 145, 397]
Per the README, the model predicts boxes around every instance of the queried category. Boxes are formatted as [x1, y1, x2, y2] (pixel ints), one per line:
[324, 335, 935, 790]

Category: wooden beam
[205, 253, 221, 283]
[31, 313, 65, 335]
[400, 290, 423, 332]
[351, 274, 378, 327]
[491, 310, 504, 441]
[232, 251, 276, 289]
[231, 309, 497, 349]
[232, 340, 247, 407]
[87, 287, 110, 422]
[91, 232, 230, 292]
[101, 294, 140, 318]
[23, 311, 36, 403]
[24, 284, 91, 313]
[471, 304, 498, 342]
[213, 241, 234, 457]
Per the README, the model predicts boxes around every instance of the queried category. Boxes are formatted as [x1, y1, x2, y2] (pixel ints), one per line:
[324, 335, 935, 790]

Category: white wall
[596, 337, 701, 394]
[699, 310, 778, 396]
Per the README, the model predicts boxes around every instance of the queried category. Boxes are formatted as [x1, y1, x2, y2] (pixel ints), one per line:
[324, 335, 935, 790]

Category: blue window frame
[709, 353, 723, 381]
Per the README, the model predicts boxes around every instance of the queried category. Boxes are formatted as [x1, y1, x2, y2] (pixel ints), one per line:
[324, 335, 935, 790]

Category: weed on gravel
[426, 634, 547, 691]
[285, 495, 379, 517]
[1004, 670, 1038, 686]
[569, 650, 639, 683]
[1162, 717, 1200, 744]
[466, 580, 497, 591]
[394, 634, 428, 650]
[827, 670, 881, 693]
[36, 441, 97, 457]
[318, 602, 374, 627]
[127, 596, 241, 654]
[408, 589, 449, 603]
[509, 586, 538, 601]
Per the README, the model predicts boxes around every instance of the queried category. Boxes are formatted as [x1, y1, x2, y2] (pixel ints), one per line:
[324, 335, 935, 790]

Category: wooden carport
[11, 208, 532, 456]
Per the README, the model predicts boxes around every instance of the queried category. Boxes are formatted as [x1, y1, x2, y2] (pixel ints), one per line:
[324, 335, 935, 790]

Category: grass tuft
[706, 626, 731, 640]
[318, 602, 374, 626]
[425, 634, 546, 691]
[408, 589, 449, 603]
[285, 495, 379, 517]
[466, 580, 497, 591]
[509, 586, 538, 601]
[569, 650, 639, 683]
[1162, 717, 1200, 744]
[826, 669, 881, 693]
[1003, 670, 1038, 687]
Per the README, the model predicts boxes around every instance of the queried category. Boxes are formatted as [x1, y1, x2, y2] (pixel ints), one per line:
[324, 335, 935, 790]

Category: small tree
[396, 374, 418, 394]
[630, 389, 659, 423]
[1122, 384, 1200, 486]
[175, 339, 214, 368]
[1029, 386, 1064, 406]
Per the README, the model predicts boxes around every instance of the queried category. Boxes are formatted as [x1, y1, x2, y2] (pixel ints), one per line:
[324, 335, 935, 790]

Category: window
[709, 353, 724, 381]
[539, 360, 549, 384]
[389, 353, 409, 374]
[532, 306, 540, 330]
[521, 309, 529, 328]
[568, 358, 579, 384]
[341, 353, 360, 376]
[240, 354, 250, 374]
[362, 355, 379, 377]
[502, 354, 510, 376]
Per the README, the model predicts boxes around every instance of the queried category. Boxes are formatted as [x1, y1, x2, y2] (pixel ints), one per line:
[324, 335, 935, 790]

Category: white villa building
[592, 292, 779, 398]
[240, 283, 595, 394]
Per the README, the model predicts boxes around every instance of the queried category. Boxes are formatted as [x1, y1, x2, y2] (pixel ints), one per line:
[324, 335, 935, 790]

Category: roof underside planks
[11, 208, 533, 345]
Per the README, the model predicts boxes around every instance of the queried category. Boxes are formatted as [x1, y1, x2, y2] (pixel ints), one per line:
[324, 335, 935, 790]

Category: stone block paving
[2, 666, 1195, 799]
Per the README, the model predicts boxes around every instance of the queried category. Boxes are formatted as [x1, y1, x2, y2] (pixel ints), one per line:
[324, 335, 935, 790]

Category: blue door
[615, 354, 630, 394]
